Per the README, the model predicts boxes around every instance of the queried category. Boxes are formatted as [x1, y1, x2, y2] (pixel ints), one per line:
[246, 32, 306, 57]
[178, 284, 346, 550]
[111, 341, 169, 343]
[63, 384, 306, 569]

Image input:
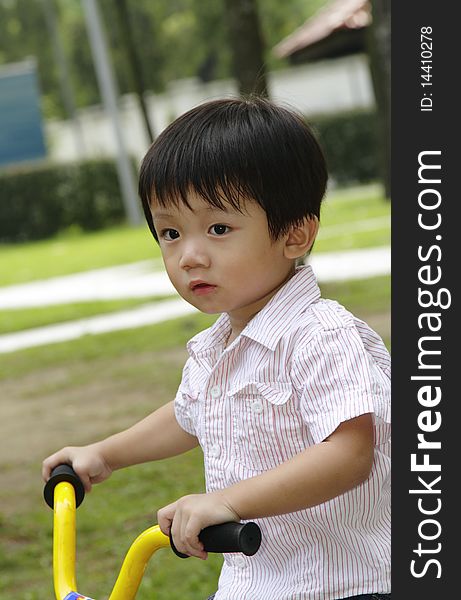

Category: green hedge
[0, 112, 378, 243]
[0, 159, 126, 243]
[310, 109, 379, 185]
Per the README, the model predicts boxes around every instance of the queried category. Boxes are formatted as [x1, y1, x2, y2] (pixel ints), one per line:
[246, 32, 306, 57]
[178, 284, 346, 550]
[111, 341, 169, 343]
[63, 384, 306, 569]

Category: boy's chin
[186, 299, 222, 315]
[198, 306, 223, 316]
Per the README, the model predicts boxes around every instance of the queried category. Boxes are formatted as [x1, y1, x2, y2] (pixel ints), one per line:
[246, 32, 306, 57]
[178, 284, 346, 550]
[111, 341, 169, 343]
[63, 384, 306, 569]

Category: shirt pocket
[228, 381, 297, 471]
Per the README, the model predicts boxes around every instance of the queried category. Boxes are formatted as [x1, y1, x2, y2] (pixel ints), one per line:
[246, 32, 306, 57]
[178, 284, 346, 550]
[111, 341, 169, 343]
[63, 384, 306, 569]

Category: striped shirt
[175, 265, 391, 599]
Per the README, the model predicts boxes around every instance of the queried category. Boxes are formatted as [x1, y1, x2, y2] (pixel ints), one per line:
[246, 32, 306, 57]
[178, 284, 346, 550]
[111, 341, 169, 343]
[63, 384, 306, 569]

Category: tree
[0, 0, 321, 119]
[366, 0, 391, 199]
[112, 0, 155, 143]
[223, 0, 269, 97]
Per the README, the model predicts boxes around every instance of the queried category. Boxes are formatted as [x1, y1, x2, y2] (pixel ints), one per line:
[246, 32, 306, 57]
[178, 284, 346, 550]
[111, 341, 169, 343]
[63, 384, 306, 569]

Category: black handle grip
[170, 521, 261, 558]
[43, 464, 85, 509]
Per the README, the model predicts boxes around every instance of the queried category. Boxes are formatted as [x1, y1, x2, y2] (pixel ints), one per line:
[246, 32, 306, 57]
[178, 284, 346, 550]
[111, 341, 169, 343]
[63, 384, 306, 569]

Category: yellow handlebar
[109, 525, 170, 600]
[53, 482, 78, 599]
[52, 481, 170, 600]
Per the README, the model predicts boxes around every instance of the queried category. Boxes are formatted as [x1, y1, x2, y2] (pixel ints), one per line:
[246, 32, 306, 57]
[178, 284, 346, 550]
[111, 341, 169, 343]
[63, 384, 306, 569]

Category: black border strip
[392, 2, 456, 596]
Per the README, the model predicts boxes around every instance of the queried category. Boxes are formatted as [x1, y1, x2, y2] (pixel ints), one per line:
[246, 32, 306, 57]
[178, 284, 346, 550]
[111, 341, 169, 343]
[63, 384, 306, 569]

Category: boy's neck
[225, 267, 296, 347]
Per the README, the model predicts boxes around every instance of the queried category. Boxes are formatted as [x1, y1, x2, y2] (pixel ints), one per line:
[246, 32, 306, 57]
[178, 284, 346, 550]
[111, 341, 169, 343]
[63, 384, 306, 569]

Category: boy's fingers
[41, 463, 50, 482]
[158, 498, 207, 559]
[177, 517, 207, 560]
[42, 454, 65, 481]
[75, 471, 92, 493]
[158, 517, 172, 537]
[157, 501, 176, 536]
[72, 462, 95, 493]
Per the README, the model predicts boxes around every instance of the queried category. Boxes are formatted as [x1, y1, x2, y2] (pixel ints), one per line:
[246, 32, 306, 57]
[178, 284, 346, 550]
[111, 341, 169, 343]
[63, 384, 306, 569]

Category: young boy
[43, 98, 391, 600]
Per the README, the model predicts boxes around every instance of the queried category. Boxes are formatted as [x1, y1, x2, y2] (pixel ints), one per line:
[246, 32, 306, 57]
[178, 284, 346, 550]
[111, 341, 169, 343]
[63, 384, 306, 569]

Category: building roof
[273, 0, 371, 60]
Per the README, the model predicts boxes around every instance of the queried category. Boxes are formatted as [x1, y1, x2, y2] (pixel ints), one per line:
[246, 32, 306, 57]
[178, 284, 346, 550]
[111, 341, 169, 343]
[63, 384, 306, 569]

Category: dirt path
[0, 346, 188, 517]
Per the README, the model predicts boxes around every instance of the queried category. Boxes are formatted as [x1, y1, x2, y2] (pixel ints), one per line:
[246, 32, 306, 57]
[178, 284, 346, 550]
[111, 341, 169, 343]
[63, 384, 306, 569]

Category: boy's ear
[283, 217, 319, 259]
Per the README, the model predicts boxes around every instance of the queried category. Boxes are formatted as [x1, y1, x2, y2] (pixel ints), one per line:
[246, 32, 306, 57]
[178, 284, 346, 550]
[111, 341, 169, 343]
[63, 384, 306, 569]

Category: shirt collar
[187, 265, 321, 356]
[240, 265, 321, 350]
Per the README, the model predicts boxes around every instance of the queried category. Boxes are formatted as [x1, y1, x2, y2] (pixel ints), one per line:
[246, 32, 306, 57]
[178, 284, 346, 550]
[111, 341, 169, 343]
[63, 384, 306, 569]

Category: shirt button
[251, 400, 263, 414]
[210, 444, 221, 458]
[234, 555, 246, 568]
[210, 385, 221, 398]
[316, 303, 328, 311]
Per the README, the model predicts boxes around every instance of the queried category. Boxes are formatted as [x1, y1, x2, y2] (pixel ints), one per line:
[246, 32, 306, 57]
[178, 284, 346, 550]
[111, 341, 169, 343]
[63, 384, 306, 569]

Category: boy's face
[150, 192, 296, 329]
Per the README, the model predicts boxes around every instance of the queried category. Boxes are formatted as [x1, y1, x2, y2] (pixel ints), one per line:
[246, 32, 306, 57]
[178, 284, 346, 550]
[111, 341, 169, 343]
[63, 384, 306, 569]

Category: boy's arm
[42, 400, 198, 491]
[225, 412, 374, 516]
[95, 400, 199, 468]
[158, 413, 374, 559]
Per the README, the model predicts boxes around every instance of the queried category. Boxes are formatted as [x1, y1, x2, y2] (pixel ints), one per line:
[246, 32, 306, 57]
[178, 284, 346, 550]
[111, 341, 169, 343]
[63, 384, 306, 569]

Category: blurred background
[0, 1, 390, 598]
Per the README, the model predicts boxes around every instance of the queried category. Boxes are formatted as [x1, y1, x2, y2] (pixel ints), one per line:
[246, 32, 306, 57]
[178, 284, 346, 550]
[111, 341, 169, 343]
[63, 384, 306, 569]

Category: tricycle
[44, 465, 261, 600]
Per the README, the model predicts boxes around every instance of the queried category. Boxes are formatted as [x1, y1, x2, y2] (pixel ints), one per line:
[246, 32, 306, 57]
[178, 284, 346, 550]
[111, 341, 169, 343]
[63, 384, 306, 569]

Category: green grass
[0, 183, 390, 287]
[0, 297, 173, 335]
[315, 183, 390, 252]
[0, 277, 389, 600]
[321, 183, 390, 225]
[0, 312, 216, 381]
[0, 312, 218, 599]
[1, 452, 224, 600]
[319, 276, 391, 316]
[0, 224, 162, 287]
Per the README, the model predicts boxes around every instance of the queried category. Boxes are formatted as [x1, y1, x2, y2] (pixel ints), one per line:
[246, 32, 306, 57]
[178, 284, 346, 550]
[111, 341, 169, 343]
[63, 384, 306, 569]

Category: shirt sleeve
[292, 325, 391, 444]
[173, 358, 198, 436]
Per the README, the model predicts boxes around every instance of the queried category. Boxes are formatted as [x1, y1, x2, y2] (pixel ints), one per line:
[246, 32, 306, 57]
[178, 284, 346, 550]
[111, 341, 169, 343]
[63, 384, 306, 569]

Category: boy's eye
[161, 228, 180, 241]
[210, 224, 230, 236]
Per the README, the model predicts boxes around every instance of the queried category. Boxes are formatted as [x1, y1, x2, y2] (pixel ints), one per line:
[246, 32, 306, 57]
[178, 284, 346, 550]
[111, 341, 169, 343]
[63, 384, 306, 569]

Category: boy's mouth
[190, 281, 216, 295]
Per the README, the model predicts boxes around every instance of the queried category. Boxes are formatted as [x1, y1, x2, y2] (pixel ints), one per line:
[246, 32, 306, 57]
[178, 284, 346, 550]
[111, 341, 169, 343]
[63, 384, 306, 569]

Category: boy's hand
[42, 445, 113, 493]
[158, 492, 240, 560]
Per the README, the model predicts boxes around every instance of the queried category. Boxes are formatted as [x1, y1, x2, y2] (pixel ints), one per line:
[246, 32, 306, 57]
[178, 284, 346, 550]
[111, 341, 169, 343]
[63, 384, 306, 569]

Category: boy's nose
[179, 241, 210, 270]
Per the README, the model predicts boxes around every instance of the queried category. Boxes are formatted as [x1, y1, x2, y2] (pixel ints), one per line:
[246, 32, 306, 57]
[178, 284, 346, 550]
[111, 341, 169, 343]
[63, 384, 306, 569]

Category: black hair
[138, 96, 328, 241]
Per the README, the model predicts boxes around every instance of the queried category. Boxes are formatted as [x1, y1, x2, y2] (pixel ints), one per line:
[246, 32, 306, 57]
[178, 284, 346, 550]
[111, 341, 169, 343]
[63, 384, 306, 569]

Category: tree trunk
[223, 0, 269, 98]
[113, 0, 155, 143]
[367, 0, 391, 199]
